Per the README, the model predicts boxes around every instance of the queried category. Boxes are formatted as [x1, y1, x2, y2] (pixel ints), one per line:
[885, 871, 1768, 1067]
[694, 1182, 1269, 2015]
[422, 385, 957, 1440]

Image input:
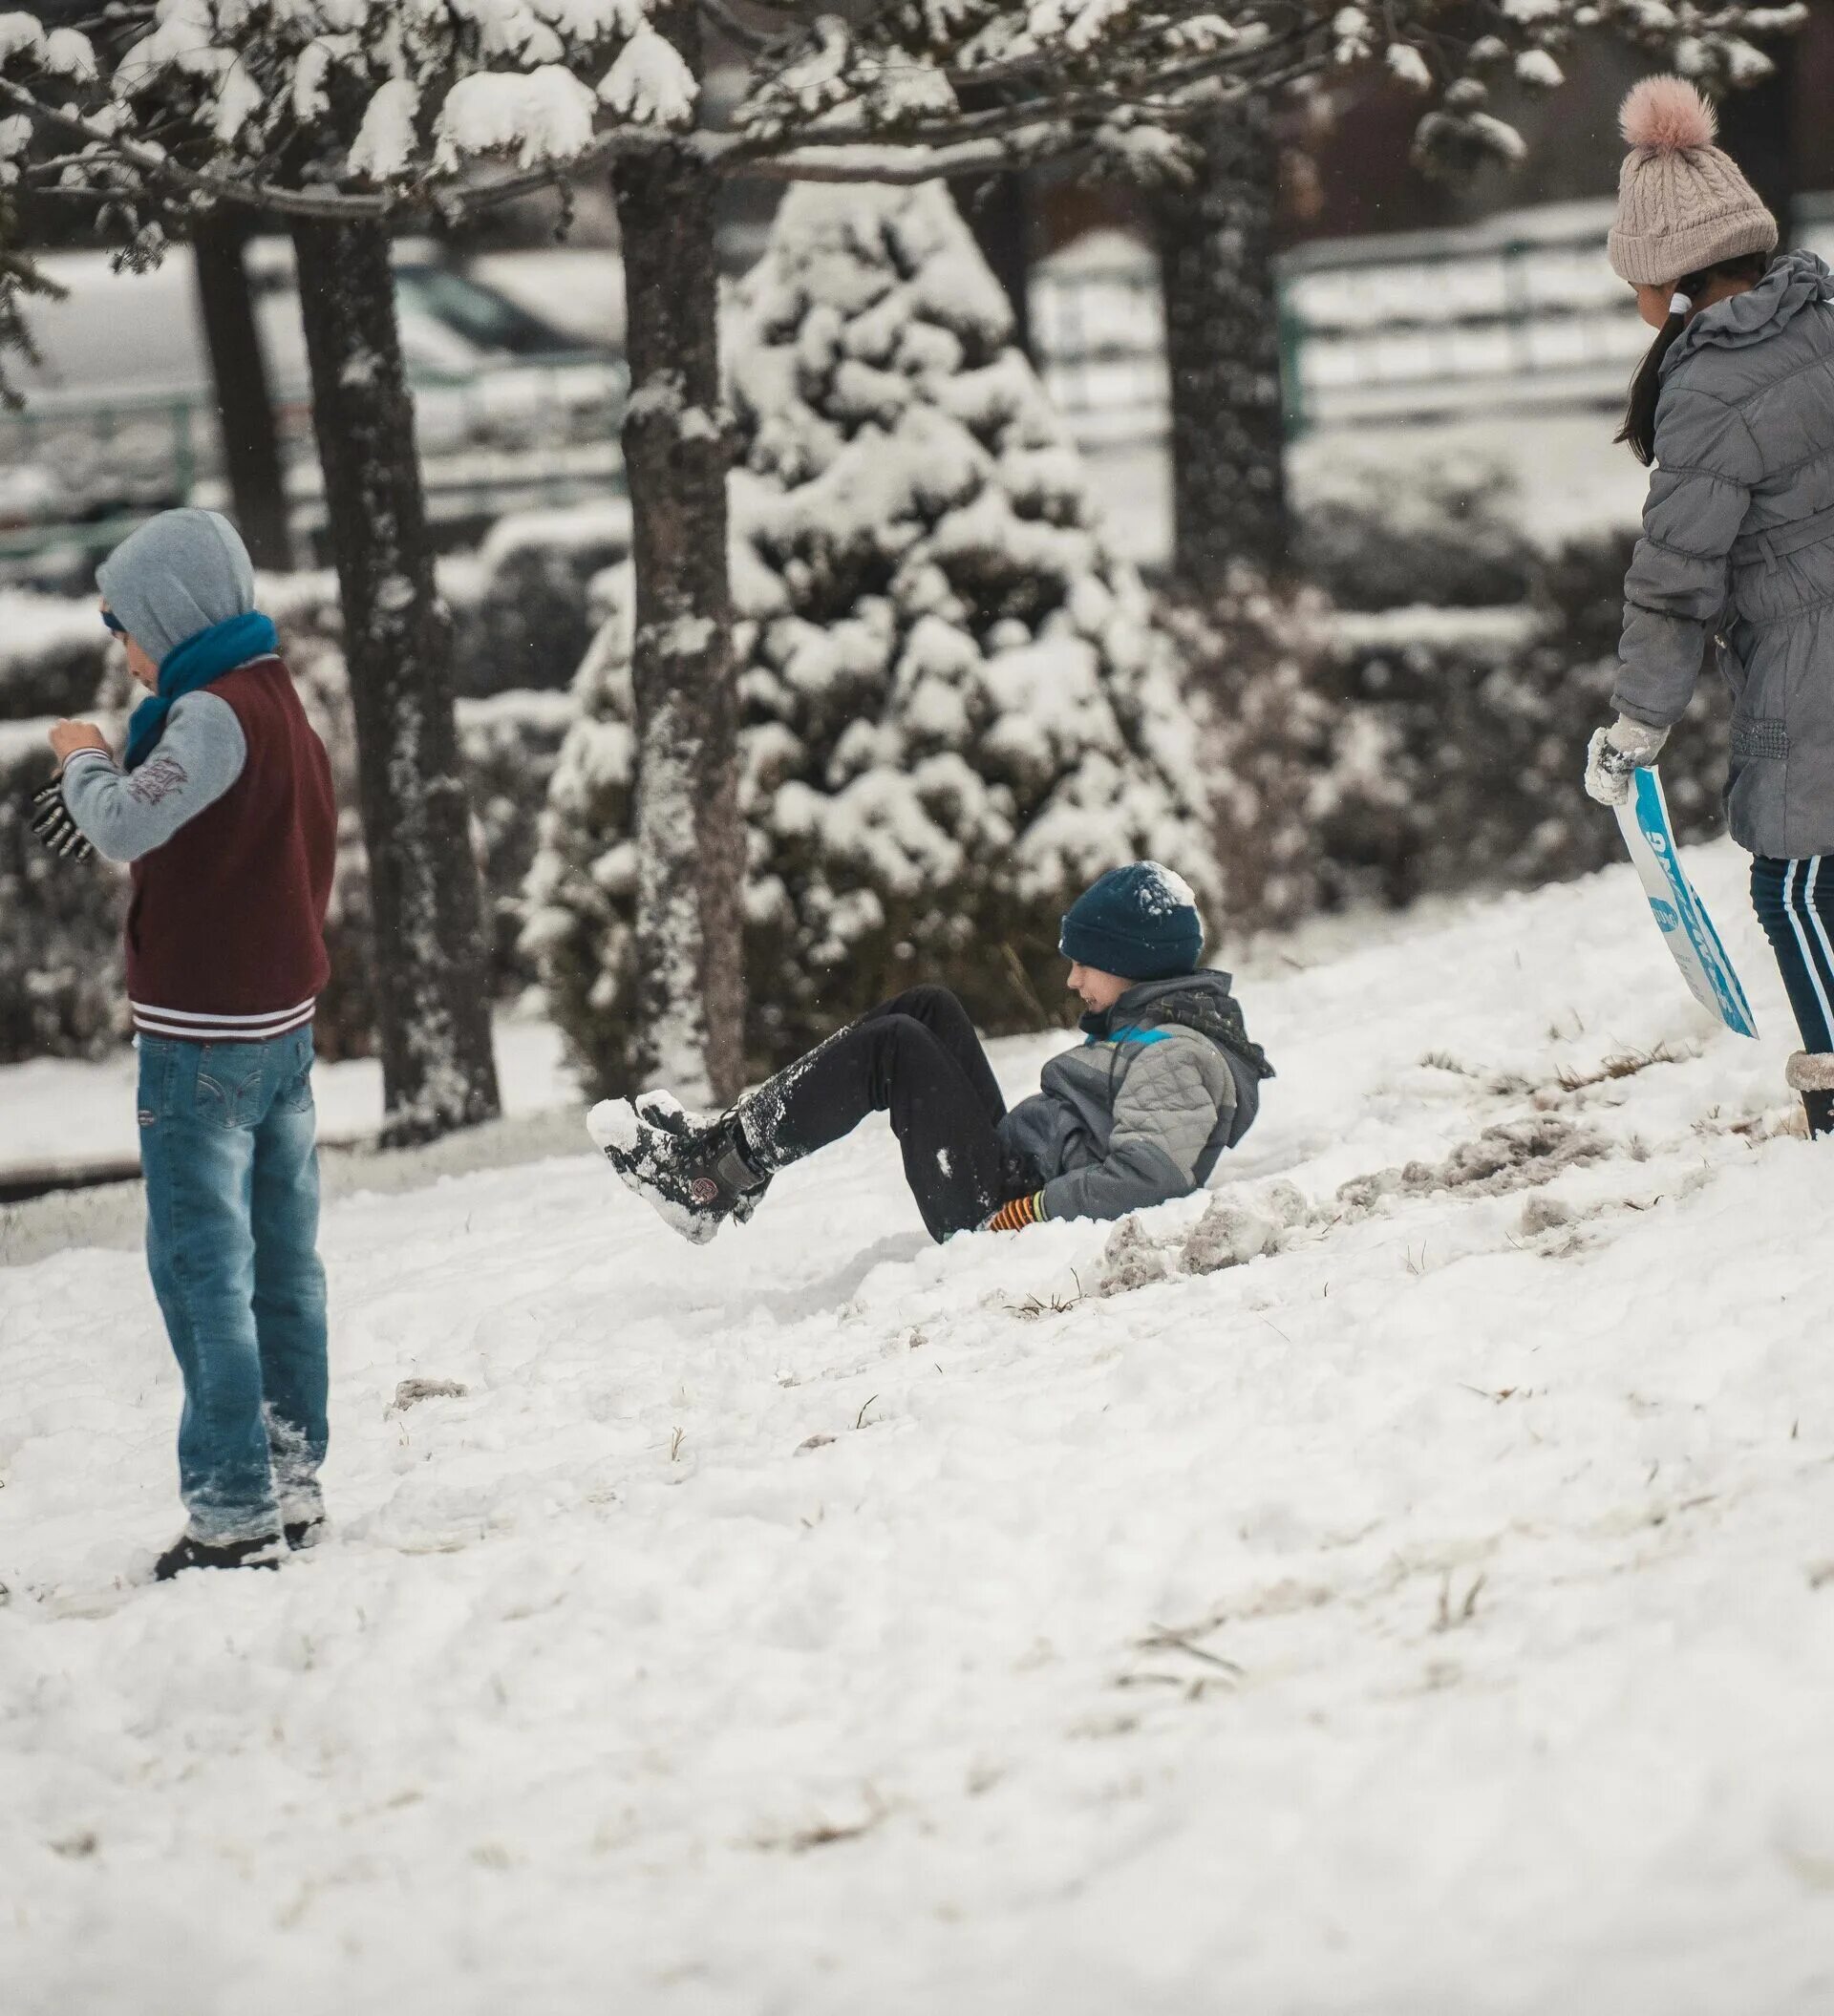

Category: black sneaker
[587, 1095, 769, 1243]
[154, 1531, 284, 1581]
[284, 1517, 325, 1552]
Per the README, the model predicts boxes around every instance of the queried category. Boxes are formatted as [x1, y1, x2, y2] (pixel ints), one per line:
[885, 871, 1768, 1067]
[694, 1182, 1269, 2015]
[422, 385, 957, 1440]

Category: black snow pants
[748, 987, 1039, 1241]
[1752, 855, 1834, 1136]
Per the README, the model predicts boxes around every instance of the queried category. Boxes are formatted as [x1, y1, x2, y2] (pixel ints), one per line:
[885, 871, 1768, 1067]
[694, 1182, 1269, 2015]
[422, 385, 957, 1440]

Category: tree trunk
[1154, 98, 1290, 585]
[289, 215, 501, 1145]
[609, 10, 744, 1106]
[192, 211, 292, 570]
[1716, 48, 1797, 244]
[958, 170, 1032, 359]
[954, 84, 1032, 358]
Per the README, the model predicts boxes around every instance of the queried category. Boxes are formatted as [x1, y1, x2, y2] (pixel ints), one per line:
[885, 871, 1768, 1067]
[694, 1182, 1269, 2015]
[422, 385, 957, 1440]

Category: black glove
[28, 778, 94, 862]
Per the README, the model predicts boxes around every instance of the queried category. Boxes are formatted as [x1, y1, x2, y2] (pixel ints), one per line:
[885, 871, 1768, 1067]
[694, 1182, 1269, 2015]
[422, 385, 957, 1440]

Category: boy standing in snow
[32, 509, 337, 1581]
[589, 862, 1271, 1245]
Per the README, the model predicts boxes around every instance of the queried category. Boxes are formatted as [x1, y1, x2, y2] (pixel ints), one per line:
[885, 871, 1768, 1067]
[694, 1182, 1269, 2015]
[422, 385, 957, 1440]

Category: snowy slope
[6, 838, 1834, 2013]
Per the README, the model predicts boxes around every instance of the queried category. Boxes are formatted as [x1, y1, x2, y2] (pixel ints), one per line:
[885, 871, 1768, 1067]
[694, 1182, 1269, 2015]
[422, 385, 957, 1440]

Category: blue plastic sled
[1613, 767, 1758, 1038]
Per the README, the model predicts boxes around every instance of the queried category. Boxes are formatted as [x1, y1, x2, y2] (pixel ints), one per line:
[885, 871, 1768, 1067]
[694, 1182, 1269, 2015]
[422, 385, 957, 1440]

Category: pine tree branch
[715, 35, 1324, 180]
[732, 130, 1092, 184]
[695, 0, 785, 58]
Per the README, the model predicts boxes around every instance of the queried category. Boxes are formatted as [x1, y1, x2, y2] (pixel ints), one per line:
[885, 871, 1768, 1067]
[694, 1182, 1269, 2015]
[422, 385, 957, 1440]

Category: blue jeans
[137, 1028, 329, 1542]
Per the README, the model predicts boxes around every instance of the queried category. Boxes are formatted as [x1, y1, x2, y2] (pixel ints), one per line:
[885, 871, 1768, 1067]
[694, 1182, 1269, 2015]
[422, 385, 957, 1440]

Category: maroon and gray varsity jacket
[61, 657, 336, 1043]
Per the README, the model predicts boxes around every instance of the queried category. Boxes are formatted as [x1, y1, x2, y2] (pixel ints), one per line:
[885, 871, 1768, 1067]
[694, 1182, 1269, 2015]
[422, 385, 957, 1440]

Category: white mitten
[1584, 715, 1669, 807]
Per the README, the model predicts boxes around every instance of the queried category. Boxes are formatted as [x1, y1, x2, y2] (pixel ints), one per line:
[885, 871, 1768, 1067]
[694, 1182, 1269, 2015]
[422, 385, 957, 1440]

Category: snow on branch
[0, 0, 1807, 240]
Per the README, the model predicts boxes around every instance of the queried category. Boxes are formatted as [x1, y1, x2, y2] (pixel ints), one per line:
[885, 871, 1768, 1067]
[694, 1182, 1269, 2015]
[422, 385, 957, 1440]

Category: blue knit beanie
[96, 508, 255, 668]
[1059, 862, 1205, 981]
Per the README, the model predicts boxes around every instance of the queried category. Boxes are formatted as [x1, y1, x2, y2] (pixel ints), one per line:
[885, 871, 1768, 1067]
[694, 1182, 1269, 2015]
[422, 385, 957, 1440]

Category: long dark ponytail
[1618, 252, 1771, 465]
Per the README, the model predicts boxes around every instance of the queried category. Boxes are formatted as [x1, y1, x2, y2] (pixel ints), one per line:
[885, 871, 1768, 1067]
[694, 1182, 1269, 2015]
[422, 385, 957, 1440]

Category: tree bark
[1716, 48, 1797, 244]
[954, 83, 1032, 359]
[192, 210, 292, 570]
[289, 214, 501, 1144]
[609, 11, 744, 1107]
[957, 169, 1032, 359]
[1154, 97, 1290, 585]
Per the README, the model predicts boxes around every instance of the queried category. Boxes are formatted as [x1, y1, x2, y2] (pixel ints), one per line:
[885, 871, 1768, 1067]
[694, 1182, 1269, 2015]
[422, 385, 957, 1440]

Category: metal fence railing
[0, 360, 627, 568]
[1034, 193, 1834, 449]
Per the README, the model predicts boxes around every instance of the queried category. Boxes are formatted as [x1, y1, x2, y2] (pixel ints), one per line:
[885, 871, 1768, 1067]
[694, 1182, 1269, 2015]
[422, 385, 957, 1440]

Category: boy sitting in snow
[589, 862, 1272, 1245]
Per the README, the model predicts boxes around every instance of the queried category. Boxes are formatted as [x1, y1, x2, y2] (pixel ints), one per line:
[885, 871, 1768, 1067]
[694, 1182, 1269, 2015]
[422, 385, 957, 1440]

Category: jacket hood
[1082, 969, 1274, 1081]
[1664, 250, 1833, 377]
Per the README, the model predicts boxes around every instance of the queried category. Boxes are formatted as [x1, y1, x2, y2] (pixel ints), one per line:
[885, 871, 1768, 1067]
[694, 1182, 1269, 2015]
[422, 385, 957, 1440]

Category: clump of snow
[1095, 1214, 1171, 1296]
[1181, 1195, 1284, 1275]
[390, 1376, 469, 1411]
[348, 77, 420, 181]
[586, 1095, 640, 1153]
[597, 23, 696, 126]
[1135, 859, 1197, 915]
[436, 65, 598, 171]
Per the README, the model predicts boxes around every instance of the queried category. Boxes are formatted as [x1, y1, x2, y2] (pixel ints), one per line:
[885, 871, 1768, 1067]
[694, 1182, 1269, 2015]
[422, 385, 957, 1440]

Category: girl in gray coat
[1585, 75, 1834, 1136]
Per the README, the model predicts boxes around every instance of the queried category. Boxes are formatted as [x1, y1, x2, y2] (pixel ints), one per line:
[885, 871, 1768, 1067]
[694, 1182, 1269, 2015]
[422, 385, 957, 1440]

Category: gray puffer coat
[1614, 250, 1834, 859]
[996, 971, 1272, 1224]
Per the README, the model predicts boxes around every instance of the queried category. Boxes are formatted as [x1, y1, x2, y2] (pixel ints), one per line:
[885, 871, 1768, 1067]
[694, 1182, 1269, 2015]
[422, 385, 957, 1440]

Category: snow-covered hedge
[0, 716, 127, 1061]
[1295, 453, 1537, 613]
[445, 502, 634, 698]
[0, 591, 113, 721]
[1184, 532, 1727, 934]
[273, 636, 572, 1058]
[525, 182, 1217, 1094]
[458, 688, 578, 990]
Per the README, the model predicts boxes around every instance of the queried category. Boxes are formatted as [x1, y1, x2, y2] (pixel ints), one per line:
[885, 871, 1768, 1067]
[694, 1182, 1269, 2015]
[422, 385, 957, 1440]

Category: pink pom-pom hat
[1608, 74, 1776, 286]
[1619, 74, 1718, 155]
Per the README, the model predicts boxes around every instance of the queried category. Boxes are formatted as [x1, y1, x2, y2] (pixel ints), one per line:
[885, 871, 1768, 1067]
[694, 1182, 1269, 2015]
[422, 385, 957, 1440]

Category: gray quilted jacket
[1614, 250, 1834, 859]
[996, 971, 1272, 1223]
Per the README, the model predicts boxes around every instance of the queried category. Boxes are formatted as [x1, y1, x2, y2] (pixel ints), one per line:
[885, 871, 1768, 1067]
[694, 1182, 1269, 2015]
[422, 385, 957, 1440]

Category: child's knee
[898, 983, 965, 1023]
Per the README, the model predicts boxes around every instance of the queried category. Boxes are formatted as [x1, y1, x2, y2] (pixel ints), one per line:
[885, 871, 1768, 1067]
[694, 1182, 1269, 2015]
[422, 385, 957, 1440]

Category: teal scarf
[125, 610, 278, 772]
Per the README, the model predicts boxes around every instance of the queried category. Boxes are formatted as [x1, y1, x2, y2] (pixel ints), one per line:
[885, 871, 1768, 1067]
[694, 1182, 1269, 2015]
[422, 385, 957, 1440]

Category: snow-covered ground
[7, 838, 1834, 2013]
[0, 1016, 575, 1183]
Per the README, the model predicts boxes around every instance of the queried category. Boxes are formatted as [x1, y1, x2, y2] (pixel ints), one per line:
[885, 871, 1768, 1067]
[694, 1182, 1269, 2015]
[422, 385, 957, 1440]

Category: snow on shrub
[1296, 451, 1537, 612]
[459, 688, 578, 992]
[1179, 532, 1729, 934]
[526, 181, 1216, 1093]
[446, 502, 634, 698]
[290, 640, 574, 1056]
[0, 715, 126, 1062]
[0, 591, 113, 721]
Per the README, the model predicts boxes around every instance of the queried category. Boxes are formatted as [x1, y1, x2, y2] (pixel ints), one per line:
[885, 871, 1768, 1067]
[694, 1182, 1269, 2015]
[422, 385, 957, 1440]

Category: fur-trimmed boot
[1785, 1050, 1834, 1137]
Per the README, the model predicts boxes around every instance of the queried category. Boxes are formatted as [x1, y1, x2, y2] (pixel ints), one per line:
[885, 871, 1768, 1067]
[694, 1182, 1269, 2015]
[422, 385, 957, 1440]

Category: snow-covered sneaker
[284, 1516, 326, 1552]
[587, 1096, 769, 1243]
[154, 1532, 284, 1581]
[634, 1091, 772, 1224]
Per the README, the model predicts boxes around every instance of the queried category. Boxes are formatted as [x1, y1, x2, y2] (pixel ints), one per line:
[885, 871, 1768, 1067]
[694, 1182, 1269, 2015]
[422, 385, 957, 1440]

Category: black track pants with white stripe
[1751, 855, 1834, 1136]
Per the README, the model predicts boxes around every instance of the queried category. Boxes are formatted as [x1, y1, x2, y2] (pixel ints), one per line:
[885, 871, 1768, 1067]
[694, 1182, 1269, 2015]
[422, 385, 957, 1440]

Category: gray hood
[1663, 250, 1833, 377]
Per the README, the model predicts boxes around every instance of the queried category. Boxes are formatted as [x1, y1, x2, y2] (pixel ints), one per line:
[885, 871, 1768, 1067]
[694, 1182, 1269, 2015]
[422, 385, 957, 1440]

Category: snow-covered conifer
[526, 181, 1213, 1093]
